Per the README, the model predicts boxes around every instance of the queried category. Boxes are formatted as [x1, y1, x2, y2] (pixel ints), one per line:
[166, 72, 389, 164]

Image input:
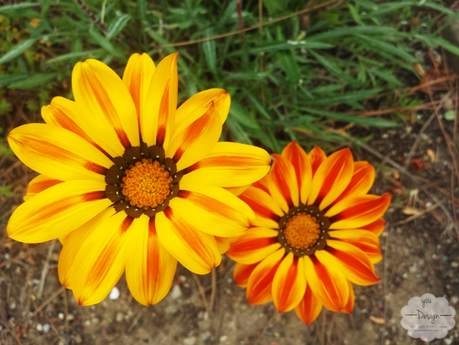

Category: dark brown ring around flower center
[277, 204, 330, 258]
[104, 144, 183, 218]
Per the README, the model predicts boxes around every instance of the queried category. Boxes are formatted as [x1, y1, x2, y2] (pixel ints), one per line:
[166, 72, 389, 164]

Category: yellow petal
[72, 59, 139, 156]
[126, 215, 177, 305]
[181, 142, 270, 188]
[71, 211, 131, 306]
[8, 124, 113, 182]
[169, 182, 254, 237]
[167, 101, 222, 171]
[155, 207, 221, 275]
[7, 180, 111, 243]
[272, 253, 306, 313]
[123, 53, 156, 133]
[142, 53, 178, 149]
[175, 88, 230, 134]
[333, 161, 375, 203]
[23, 174, 62, 201]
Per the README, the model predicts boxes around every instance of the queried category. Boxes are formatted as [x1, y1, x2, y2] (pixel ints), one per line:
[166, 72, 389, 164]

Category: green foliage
[0, 0, 456, 151]
[0, 183, 13, 197]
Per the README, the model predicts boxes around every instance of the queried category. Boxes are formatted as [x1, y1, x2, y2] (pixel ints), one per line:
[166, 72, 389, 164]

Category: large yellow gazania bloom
[7, 53, 271, 306]
[226, 142, 391, 325]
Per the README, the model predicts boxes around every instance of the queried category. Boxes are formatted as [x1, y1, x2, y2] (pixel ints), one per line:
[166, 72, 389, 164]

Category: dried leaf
[426, 149, 435, 162]
[402, 206, 421, 215]
[369, 315, 385, 324]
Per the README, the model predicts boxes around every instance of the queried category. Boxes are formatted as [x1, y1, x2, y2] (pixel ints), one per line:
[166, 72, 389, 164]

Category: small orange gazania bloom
[7, 53, 271, 306]
[226, 142, 391, 325]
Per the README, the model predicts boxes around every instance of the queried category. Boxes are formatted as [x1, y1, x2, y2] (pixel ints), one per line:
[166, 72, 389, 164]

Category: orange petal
[155, 207, 221, 275]
[281, 141, 312, 205]
[7, 180, 111, 243]
[8, 123, 113, 182]
[72, 59, 139, 156]
[303, 255, 349, 312]
[70, 211, 132, 306]
[142, 53, 178, 149]
[329, 230, 382, 263]
[239, 185, 283, 229]
[334, 161, 375, 203]
[272, 253, 306, 313]
[169, 183, 254, 238]
[126, 216, 177, 305]
[327, 193, 391, 229]
[226, 226, 281, 265]
[42, 97, 110, 157]
[252, 175, 270, 194]
[175, 88, 230, 134]
[308, 148, 354, 210]
[122, 53, 156, 139]
[294, 285, 323, 325]
[268, 154, 299, 213]
[166, 101, 222, 171]
[325, 240, 381, 285]
[342, 280, 355, 314]
[246, 249, 284, 305]
[361, 217, 386, 236]
[233, 262, 258, 287]
[23, 175, 63, 201]
[58, 208, 115, 289]
[307, 146, 327, 176]
[182, 142, 271, 188]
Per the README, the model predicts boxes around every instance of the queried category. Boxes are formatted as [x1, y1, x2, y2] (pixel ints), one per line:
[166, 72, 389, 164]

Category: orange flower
[7, 53, 271, 306]
[227, 142, 391, 325]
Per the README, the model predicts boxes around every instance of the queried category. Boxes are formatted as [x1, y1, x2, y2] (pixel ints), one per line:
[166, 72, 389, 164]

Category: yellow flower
[7, 53, 271, 306]
[226, 142, 391, 325]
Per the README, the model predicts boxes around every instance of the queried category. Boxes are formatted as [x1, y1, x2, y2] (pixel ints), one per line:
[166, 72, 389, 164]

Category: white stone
[109, 287, 120, 300]
[58, 313, 64, 320]
[171, 285, 182, 299]
[43, 324, 50, 333]
[220, 335, 228, 343]
[183, 336, 196, 345]
[36, 324, 43, 332]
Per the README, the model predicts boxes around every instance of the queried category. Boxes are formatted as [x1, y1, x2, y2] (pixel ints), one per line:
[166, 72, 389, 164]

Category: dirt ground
[1, 80, 459, 345]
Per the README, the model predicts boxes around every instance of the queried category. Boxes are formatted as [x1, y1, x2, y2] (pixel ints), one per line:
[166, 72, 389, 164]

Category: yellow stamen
[122, 159, 172, 208]
[284, 212, 320, 249]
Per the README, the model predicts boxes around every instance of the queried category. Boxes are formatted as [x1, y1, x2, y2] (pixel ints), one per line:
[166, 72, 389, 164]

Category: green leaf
[225, 72, 270, 81]
[44, 50, 104, 64]
[299, 108, 399, 128]
[41, 0, 51, 18]
[444, 110, 455, 121]
[0, 183, 13, 197]
[307, 26, 398, 41]
[0, 74, 28, 87]
[249, 40, 334, 54]
[310, 51, 362, 88]
[347, 3, 363, 25]
[246, 93, 271, 119]
[359, 35, 419, 63]
[89, 25, 125, 60]
[0, 38, 38, 64]
[263, 0, 289, 15]
[0, 2, 39, 14]
[225, 117, 252, 145]
[417, 35, 459, 57]
[106, 15, 131, 40]
[8, 73, 58, 89]
[309, 84, 345, 94]
[203, 28, 217, 74]
[421, 1, 459, 21]
[300, 89, 381, 107]
[229, 101, 260, 130]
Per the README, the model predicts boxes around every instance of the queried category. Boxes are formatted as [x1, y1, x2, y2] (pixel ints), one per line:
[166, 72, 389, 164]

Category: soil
[1, 77, 459, 345]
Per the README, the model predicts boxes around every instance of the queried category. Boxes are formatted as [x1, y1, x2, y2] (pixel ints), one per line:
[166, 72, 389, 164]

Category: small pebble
[92, 317, 99, 324]
[451, 296, 459, 304]
[10, 302, 16, 310]
[36, 324, 43, 332]
[58, 313, 64, 320]
[116, 312, 123, 322]
[171, 285, 182, 299]
[43, 324, 50, 333]
[443, 256, 448, 261]
[220, 335, 228, 343]
[451, 262, 459, 268]
[75, 335, 83, 344]
[109, 287, 120, 300]
[183, 336, 196, 345]
[179, 275, 187, 283]
[67, 314, 75, 321]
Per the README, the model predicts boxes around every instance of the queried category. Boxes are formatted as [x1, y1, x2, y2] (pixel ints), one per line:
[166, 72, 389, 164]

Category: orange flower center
[284, 212, 321, 249]
[121, 159, 173, 209]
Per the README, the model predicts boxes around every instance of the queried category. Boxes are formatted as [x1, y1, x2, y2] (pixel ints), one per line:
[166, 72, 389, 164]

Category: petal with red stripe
[329, 230, 382, 263]
[167, 101, 222, 171]
[70, 211, 132, 306]
[23, 175, 63, 201]
[294, 285, 323, 325]
[7, 180, 111, 243]
[308, 148, 354, 210]
[233, 262, 258, 288]
[333, 161, 375, 203]
[226, 226, 281, 265]
[246, 249, 284, 305]
[281, 142, 312, 205]
[307, 146, 327, 176]
[182, 142, 271, 188]
[342, 280, 355, 314]
[72, 59, 139, 156]
[324, 240, 381, 286]
[126, 216, 177, 306]
[327, 193, 391, 229]
[155, 207, 221, 275]
[8, 124, 113, 182]
[272, 253, 306, 312]
[361, 217, 386, 236]
[268, 154, 299, 213]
